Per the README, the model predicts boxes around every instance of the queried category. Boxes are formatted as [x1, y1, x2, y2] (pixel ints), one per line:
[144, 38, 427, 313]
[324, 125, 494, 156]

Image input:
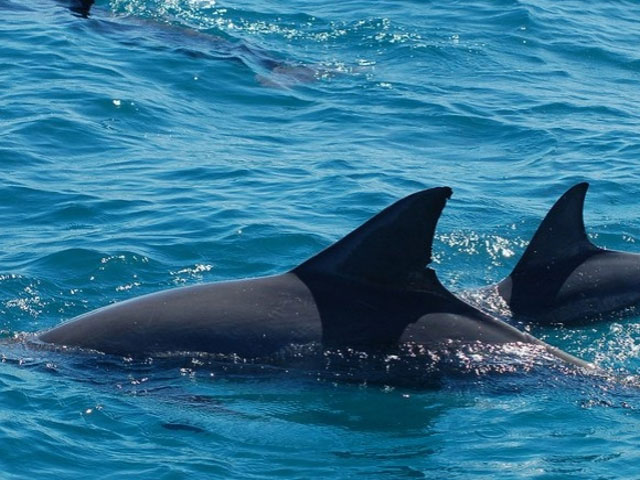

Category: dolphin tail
[498, 182, 602, 314]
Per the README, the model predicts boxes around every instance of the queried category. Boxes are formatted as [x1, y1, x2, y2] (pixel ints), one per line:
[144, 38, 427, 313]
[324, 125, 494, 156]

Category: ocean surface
[3, 0, 640, 478]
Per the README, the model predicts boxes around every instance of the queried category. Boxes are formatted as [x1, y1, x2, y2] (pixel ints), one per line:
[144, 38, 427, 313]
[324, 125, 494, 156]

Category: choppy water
[3, 0, 640, 478]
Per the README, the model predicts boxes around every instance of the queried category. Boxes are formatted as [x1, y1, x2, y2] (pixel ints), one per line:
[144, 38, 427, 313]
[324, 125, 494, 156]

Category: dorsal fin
[68, 0, 94, 17]
[500, 183, 602, 312]
[294, 187, 452, 290]
[510, 182, 599, 277]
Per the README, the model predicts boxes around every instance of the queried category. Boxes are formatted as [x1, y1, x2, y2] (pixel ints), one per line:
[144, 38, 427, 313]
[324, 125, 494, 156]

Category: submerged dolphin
[489, 183, 640, 325]
[60, 0, 318, 86]
[38, 188, 588, 369]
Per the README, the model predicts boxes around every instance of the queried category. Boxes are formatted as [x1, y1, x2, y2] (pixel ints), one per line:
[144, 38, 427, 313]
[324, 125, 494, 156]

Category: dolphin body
[38, 188, 588, 369]
[59, 0, 318, 86]
[485, 183, 640, 325]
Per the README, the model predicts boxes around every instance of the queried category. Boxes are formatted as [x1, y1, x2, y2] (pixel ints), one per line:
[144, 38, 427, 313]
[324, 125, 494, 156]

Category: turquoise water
[3, 0, 640, 477]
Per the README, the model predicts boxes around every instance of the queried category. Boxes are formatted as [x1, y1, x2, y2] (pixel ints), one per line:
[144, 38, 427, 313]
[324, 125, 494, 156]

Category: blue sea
[3, 0, 640, 478]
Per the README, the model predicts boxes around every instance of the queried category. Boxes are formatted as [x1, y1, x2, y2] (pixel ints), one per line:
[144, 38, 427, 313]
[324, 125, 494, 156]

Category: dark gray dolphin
[492, 183, 640, 325]
[65, 0, 95, 17]
[38, 188, 589, 368]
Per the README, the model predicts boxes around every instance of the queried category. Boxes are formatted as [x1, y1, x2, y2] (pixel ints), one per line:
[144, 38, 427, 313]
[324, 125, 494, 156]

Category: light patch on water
[170, 263, 213, 284]
[589, 321, 640, 370]
[108, 0, 425, 51]
[0, 274, 22, 282]
[100, 254, 150, 265]
[440, 231, 481, 256]
[486, 235, 515, 260]
[188, 0, 216, 7]
[356, 58, 375, 66]
[437, 231, 529, 280]
[4, 283, 45, 318]
[175, 264, 213, 275]
[115, 282, 141, 292]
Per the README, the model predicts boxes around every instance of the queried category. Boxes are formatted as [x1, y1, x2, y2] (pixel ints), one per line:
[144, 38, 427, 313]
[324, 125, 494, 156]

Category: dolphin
[65, 0, 95, 17]
[59, 0, 318, 86]
[487, 183, 640, 325]
[37, 187, 589, 369]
